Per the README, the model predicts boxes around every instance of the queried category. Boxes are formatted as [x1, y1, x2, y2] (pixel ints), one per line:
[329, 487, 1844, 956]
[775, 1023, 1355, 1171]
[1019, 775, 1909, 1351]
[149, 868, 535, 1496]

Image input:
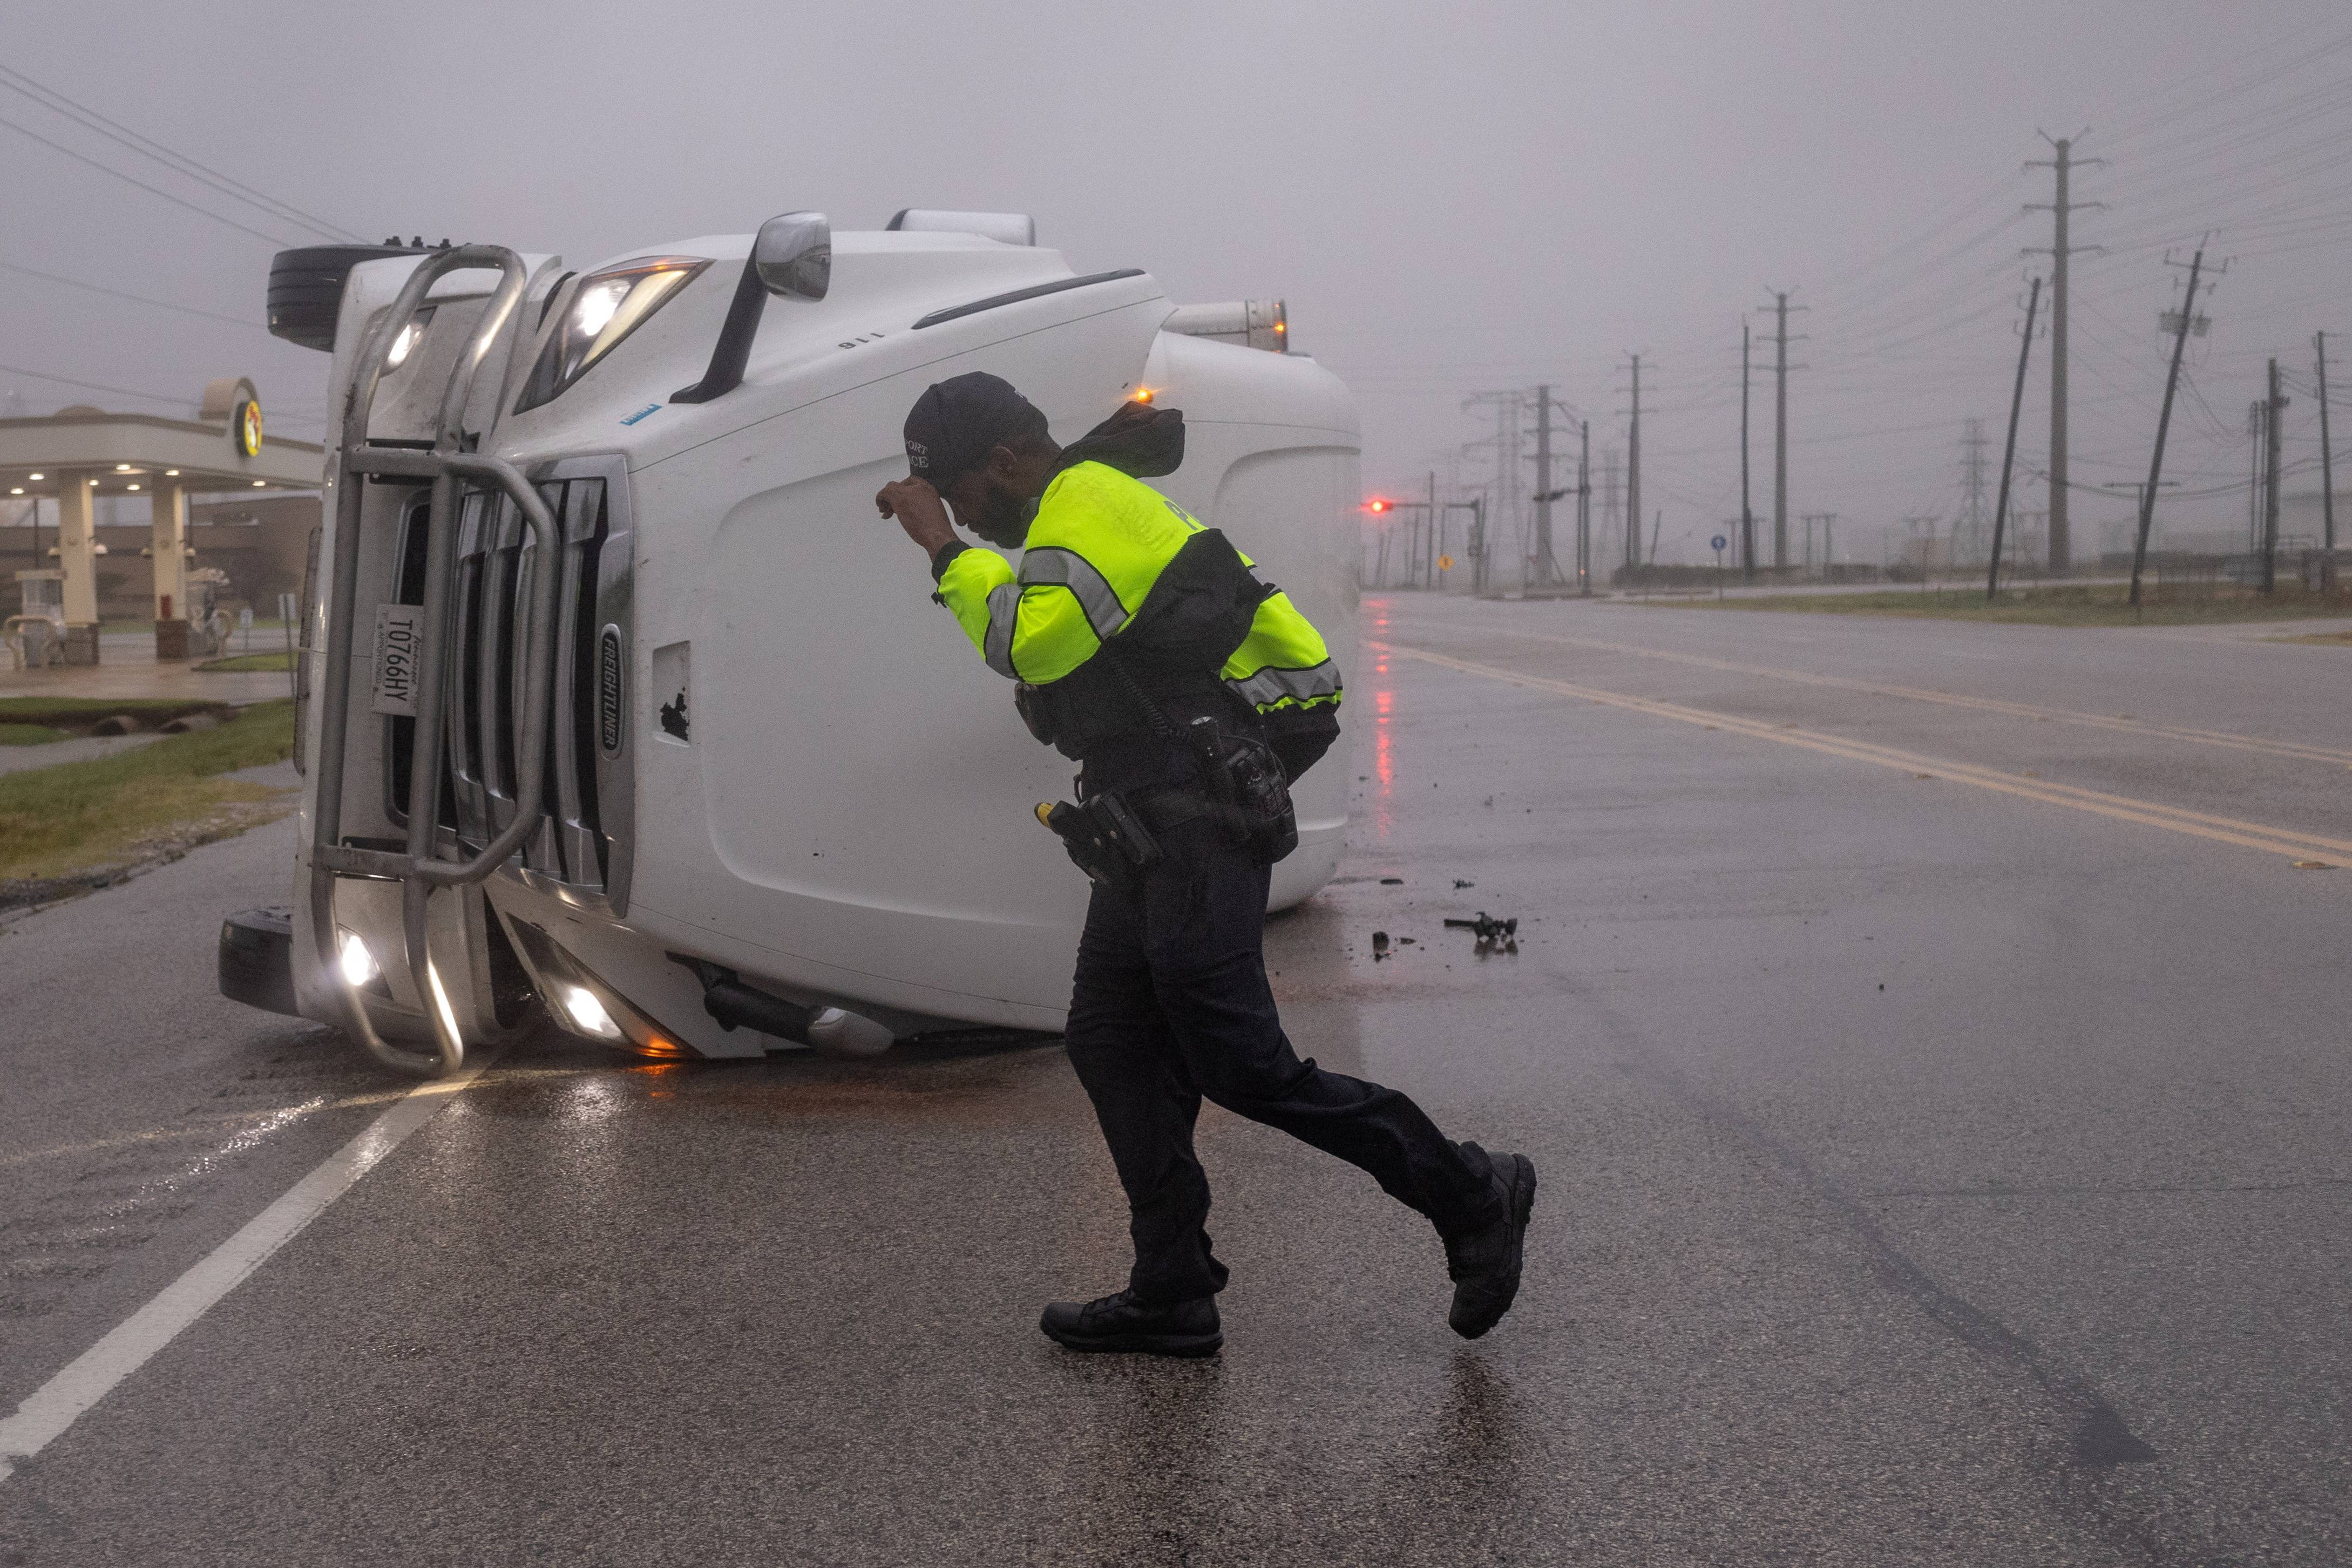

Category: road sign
[1438, 554, 1455, 571]
[1710, 534, 1728, 553]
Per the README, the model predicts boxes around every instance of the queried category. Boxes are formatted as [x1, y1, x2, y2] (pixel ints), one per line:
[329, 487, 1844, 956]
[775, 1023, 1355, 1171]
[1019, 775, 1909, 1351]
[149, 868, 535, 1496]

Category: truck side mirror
[753, 212, 830, 300]
[674, 211, 831, 404]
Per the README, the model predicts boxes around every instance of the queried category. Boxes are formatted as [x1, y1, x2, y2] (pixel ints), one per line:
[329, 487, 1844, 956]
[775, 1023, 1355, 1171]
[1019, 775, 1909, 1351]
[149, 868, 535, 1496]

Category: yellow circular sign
[1438, 554, 1455, 571]
[232, 397, 263, 458]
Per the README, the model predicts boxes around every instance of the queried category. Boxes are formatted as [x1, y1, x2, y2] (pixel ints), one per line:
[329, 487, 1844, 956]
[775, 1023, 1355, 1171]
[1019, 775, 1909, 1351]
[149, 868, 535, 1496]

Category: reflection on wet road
[6, 596, 2351, 1563]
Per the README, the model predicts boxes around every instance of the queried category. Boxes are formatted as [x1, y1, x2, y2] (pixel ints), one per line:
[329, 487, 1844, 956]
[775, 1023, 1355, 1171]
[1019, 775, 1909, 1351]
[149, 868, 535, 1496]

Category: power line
[0, 257, 265, 331]
[0, 65, 359, 243]
[0, 109, 302, 247]
[0, 359, 324, 427]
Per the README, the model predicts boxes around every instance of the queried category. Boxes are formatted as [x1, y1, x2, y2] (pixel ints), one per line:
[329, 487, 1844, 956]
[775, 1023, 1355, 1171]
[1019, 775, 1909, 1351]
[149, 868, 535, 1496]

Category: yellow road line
[1381, 641, 2351, 869]
[1423, 619, 2352, 767]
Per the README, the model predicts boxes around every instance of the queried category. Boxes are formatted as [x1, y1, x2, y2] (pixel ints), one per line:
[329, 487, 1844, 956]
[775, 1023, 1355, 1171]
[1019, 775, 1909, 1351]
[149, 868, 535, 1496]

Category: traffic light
[1365, 498, 1389, 514]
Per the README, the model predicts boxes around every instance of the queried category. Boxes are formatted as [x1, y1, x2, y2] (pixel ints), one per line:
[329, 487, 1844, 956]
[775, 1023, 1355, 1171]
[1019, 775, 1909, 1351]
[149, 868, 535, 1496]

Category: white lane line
[1383, 642, 2352, 870]
[1413, 615, 2352, 766]
[0, 1057, 492, 1482]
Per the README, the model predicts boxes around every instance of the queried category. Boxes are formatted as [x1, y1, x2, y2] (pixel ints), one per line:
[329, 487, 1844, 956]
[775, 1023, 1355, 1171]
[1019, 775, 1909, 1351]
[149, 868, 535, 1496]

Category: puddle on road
[462, 1034, 1071, 1130]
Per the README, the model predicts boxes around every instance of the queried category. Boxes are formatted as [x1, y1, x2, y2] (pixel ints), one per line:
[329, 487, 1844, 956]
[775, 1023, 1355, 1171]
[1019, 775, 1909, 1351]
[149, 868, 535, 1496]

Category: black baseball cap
[903, 372, 1048, 491]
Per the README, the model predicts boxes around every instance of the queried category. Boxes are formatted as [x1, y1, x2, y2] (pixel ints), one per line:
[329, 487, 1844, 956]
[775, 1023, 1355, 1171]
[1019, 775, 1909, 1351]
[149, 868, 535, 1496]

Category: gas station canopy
[1, 382, 324, 647]
[0, 410, 324, 494]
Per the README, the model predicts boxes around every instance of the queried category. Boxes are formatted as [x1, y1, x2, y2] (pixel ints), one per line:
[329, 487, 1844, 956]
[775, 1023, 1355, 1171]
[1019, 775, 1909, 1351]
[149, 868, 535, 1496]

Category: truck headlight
[338, 928, 381, 987]
[558, 983, 622, 1040]
[383, 308, 435, 370]
[514, 255, 709, 412]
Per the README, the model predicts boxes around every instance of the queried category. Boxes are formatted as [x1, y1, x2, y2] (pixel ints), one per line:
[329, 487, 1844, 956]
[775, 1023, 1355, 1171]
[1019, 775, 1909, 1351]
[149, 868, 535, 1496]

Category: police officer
[877, 372, 1536, 1357]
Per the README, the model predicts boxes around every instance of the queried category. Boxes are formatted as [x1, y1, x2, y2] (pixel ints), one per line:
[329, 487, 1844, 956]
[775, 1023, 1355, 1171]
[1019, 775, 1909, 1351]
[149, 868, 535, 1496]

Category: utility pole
[2028, 132, 2104, 574]
[1577, 419, 1592, 594]
[1988, 276, 2042, 602]
[2248, 401, 2266, 550]
[1740, 321, 1755, 581]
[2129, 246, 2209, 608]
[1602, 446, 1621, 579]
[2318, 331, 2337, 555]
[1427, 470, 1439, 588]
[1625, 355, 1643, 572]
[1758, 290, 1806, 567]
[1533, 385, 1560, 587]
[2263, 357, 2288, 593]
[1774, 298, 1787, 568]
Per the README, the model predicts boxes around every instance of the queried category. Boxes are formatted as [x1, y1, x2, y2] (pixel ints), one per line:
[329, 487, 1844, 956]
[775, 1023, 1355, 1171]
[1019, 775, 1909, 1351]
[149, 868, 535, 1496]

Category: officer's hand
[875, 476, 958, 554]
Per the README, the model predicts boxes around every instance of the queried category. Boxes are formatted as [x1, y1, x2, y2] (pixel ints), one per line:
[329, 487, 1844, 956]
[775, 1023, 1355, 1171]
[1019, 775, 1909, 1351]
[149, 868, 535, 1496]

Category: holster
[1036, 793, 1162, 890]
[1184, 717, 1299, 865]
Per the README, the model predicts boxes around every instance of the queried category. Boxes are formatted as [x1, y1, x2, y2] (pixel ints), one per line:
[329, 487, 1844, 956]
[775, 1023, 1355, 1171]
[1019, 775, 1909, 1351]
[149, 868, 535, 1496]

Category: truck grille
[385, 465, 632, 904]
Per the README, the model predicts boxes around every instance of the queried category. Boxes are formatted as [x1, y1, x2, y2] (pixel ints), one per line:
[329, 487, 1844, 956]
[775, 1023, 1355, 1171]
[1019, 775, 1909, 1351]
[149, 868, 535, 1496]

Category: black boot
[1039, 1289, 1223, 1357]
[1443, 1144, 1538, 1339]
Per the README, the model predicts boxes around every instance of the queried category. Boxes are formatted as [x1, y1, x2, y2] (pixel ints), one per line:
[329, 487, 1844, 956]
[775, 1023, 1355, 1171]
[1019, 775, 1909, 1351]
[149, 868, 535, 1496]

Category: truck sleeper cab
[229, 211, 1360, 1075]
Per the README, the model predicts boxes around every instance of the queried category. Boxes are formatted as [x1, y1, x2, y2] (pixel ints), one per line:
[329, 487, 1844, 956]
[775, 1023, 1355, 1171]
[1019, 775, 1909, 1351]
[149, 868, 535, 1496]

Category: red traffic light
[1365, 498, 1389, 513]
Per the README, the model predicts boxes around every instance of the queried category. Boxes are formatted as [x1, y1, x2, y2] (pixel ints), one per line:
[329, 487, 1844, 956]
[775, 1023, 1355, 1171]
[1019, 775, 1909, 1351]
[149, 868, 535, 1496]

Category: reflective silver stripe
[982, 582, 1022, 677]
[1227, 660, 1343, 710]
[1018, 546, 1128, 641]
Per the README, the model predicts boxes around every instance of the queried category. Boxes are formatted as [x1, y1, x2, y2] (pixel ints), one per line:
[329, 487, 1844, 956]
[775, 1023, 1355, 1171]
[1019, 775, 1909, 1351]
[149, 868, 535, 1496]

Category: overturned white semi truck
[218, 211, 1361, 1075]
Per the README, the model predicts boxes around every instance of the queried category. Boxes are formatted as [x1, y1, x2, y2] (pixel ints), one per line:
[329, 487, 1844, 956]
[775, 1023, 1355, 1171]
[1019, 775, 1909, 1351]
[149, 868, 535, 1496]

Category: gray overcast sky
[5, 2, 2349, 564]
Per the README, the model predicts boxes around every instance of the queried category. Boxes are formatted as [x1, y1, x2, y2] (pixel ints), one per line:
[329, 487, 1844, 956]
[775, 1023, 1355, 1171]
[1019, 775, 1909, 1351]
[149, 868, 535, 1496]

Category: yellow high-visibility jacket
[932, 461, 1341, 771]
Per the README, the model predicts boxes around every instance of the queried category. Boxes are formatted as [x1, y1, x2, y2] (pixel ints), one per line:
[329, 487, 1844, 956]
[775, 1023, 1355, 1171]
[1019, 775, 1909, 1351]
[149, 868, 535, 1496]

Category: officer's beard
[964, 477, 1040, 549]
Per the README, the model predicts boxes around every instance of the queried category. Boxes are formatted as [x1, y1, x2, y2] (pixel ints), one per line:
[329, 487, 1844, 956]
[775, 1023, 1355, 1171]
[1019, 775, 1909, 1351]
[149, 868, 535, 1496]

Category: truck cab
[235, 212, 1360, 1074]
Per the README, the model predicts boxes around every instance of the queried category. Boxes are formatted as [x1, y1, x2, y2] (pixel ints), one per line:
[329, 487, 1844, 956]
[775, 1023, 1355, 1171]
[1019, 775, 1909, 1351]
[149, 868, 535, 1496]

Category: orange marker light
[1131, 387, 1155, 404]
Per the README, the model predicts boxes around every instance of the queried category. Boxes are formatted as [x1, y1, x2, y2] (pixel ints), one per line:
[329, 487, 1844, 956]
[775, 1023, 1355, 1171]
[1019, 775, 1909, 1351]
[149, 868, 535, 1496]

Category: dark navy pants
[1062, 813, 1502, 1304]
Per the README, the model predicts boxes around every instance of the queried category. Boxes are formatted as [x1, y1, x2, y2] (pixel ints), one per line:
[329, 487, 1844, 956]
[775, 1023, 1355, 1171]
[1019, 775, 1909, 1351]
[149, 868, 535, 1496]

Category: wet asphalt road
[3, 595, 2349, 1565]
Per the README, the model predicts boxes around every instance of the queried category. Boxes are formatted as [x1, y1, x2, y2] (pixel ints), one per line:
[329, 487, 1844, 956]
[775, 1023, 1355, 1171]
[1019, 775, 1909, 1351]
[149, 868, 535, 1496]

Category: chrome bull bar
[307, 246, 555, 1077]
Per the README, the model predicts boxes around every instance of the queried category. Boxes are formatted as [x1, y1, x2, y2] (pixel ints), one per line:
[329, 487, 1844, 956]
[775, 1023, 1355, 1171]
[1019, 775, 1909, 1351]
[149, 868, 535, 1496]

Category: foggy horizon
[5, 2, 2348, 567]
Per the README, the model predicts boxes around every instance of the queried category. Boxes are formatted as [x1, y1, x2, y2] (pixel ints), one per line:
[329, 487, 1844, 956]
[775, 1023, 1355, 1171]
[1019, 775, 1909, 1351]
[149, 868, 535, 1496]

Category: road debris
[1444, 911, 1519, 954]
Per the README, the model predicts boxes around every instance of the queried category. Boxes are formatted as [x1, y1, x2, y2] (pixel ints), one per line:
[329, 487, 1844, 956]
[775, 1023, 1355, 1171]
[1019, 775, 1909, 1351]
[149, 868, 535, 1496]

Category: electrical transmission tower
[1958, 419, 1989, 564]
[2027, 131, 2105, 573]
[1461, 391, 1527, 591]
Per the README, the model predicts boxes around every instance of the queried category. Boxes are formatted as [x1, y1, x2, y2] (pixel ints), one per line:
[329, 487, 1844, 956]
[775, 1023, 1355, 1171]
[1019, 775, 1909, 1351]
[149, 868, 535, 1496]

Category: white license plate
[370, 603, 425, 717]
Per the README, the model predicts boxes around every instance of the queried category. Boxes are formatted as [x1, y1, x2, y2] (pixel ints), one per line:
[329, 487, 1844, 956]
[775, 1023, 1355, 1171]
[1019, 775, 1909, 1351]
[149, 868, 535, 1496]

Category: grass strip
[0, 700, 296, 881]
[1645, 583, 2352, 627]
[193, 650, 295, 673]
[0, 723, 70, 746]
[0, 697, 229, 724]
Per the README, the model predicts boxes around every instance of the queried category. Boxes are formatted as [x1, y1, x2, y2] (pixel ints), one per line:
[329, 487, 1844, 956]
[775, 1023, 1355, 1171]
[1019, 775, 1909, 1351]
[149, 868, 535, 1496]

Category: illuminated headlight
[384, 313, 431, 369]
[514, 255, 708, 412]
[558, 983, 623, 1040]
[337, 929, 381, 988]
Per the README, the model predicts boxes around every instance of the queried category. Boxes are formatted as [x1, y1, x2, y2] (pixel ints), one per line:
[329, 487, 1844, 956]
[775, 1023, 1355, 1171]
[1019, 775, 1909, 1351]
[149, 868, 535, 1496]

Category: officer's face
[946, 448, 1036, 548]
